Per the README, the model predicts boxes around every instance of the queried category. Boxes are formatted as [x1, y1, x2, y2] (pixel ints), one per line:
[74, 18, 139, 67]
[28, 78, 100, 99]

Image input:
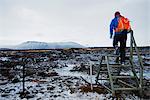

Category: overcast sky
[0, 0, 149, 47]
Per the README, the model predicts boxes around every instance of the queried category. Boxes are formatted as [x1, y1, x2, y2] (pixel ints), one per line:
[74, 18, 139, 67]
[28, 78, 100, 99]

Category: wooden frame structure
[95, 31, 144, 96]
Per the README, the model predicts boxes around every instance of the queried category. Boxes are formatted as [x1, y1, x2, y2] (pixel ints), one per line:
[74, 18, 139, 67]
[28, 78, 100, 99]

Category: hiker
[110, 11, 132, 65]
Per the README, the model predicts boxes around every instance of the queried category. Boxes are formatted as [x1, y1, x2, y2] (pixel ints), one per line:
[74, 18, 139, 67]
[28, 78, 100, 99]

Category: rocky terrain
[0, 47, 150, 100]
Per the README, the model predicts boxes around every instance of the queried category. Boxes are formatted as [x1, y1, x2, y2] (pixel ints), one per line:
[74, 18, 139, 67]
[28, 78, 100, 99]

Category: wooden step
[97, 78, 109, 80]
[101, 63, 131, 68]
[107, 55, 120, 57]
[118, 80, 136, 88]
[114, 87, 139, 91]
[107, 55, 130, 59]
[100, 64, 121, 67]
[97, 75, 136, 80]
[101, 63, 131, 67]
[112, 75, 136, 79]
[98, 71, 108, 73]
[98, 70, 120, 74]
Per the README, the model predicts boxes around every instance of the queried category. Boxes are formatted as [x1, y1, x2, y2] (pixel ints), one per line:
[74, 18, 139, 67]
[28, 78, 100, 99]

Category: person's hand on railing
[128, 29, 133, 33]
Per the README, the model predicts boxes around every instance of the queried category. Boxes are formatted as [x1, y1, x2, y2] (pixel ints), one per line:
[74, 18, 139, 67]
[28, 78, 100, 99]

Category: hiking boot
[121, 62, 125, 65]
[114, 46, 119, 55]
[115, 57, 120, 63]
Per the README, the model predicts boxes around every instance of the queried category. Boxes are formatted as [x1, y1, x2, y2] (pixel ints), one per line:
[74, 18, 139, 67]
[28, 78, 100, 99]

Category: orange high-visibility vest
[122, 16, 131, 30]
[115, 16, 131, 32]
[115, 17, 124, 32]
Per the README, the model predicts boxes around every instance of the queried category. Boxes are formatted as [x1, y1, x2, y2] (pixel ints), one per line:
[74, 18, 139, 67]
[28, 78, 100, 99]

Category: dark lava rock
[47, 86, 55, 90]
[12, 77, 20, 83]
[27, 86, 33, 89]
[80, 85, 107, 94]
[53, 95, 58, 98]
[37, 72, 47, 77]
[47, 71, 59, 77]
[26, 69, 36, 76]
[0, 89, 5, 92]
[143, 62, 150, 66]
[36, 84, 41, 87]
[32, 90, 38, 94]
[67, 80, 73, 84]
[1, 93, 9, 97]
[19, 90, 34, 99]
[26, 94, 35, 99]
[40, 91, 44, 94]
[50, 95, 53, 97]
[0, 80, 8, 85]
[37, 71, 59, 77]
[70, 63, 89, 72]
[8, 89, 15, 92]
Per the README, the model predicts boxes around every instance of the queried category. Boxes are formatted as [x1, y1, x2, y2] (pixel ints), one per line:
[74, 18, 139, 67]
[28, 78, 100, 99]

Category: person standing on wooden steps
[109, 11, 132, 65]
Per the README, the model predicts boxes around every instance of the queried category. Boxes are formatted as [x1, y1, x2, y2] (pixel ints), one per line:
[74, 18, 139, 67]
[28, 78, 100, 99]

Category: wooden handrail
[130, 30, 144, 96]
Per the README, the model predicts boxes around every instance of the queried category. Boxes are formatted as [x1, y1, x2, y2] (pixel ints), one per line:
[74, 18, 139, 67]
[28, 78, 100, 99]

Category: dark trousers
[113, 30, 127, 63]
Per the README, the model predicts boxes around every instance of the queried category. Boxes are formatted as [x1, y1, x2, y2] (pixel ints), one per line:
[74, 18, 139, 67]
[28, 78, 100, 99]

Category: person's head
[114, 11, 121, 17]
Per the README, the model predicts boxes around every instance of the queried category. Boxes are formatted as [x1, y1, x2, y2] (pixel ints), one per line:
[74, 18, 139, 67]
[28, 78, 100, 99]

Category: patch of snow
[0, 57, 10, 61]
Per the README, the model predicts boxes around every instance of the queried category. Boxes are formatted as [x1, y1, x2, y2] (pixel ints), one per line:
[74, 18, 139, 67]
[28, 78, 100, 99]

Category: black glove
[110, 34, 112, 39]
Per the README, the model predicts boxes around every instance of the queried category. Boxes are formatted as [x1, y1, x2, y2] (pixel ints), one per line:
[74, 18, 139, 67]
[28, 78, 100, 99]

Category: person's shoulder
[111, 17, 117, 22]
[121, 16, 129, 20]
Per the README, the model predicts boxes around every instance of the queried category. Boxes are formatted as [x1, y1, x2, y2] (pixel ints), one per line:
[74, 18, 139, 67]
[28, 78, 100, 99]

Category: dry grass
[79, 85, 107, 94]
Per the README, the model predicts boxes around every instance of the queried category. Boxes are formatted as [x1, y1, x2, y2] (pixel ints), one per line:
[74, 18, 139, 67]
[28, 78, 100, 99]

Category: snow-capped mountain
[15, 41, 85, 49]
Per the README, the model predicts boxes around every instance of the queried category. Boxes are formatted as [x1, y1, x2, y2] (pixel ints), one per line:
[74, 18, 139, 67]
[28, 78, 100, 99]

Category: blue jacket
[110, 16, 122, 36]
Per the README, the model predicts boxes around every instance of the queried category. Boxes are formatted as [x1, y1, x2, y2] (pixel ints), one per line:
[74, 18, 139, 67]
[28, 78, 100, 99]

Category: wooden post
[130, 30, 143, 96]
[22, 58, 25, 94]
[130, 30, 133, 63]
[132, 36, 144, 96]
[95, 56, 104, 84]
[90, 62, 93, 91]
[105, 56, 115, 95]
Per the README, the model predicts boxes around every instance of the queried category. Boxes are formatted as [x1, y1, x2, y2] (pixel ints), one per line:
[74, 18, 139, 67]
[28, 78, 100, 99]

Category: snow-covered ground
[0, 63, 140, 100]
[0, 48, 149, 100]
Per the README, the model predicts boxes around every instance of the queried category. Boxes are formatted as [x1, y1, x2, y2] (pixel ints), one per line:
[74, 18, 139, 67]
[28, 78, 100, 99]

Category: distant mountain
[15, 41, 85, 49]
[0, 48, 13, 50]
